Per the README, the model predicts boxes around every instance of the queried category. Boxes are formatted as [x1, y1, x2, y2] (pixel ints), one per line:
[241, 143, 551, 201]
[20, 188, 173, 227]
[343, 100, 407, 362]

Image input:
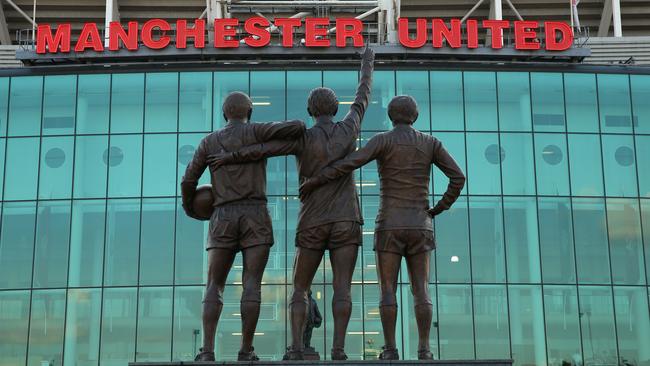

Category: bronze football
[192, 184, 214, 221]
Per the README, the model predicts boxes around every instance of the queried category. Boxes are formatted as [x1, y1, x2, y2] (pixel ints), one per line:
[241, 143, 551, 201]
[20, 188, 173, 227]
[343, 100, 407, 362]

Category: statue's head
[307, 87, 338, 118]
[387, 95, 419, 125]
[223, 91, 253, 122]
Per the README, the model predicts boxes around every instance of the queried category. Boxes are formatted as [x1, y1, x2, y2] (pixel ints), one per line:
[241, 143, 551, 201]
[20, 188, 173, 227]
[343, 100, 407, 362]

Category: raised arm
[207, 138, 302, 170]
[300, 135, 383, 197]
[180, 138, 209, 220]
[428, 139, 466, 217]
[341, 47, 375, 134]
[252, 119, 306, 142]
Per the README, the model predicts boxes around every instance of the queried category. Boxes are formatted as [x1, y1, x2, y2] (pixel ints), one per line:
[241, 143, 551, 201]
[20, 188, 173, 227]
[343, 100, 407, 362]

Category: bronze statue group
[181, 47, 466, 362]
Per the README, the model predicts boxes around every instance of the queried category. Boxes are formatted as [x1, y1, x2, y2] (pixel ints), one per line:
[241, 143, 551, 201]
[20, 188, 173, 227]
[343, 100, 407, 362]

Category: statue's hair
[222, 91, 253, 121]
[387, 95, 419, 124]
[307, 87, 338, 117]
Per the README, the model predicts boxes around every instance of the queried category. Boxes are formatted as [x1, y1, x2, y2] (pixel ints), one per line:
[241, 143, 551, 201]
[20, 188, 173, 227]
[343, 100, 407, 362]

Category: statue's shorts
[207, 203, 274, 251]
[296, 221, 362, 251]
[374, 229, 435, 257]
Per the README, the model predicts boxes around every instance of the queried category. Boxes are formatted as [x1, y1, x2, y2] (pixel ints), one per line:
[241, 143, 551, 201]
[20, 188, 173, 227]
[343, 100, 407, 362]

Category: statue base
[303, 346, 320, 360]
[130, 359, 513, 365]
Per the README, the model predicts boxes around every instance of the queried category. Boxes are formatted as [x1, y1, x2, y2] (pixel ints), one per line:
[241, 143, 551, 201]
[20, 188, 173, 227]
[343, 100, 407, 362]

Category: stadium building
[0, 0, 649, 365]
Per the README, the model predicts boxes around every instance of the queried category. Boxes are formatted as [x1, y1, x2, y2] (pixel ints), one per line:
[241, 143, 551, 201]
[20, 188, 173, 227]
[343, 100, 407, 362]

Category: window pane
[107, 134, 143, 198]
[464, 72, 497, 131]
[360, 132, 379, 195]
[602, 134, 638, 197]
[0, 138, 4, 198]
[68, 200, 106, 287]
[287, 71, 321, 127]
[435, 197, 470, 283]
[0, 201, 36, 289]
[172, 286, 203, 361]
[101, 287, 137, 365]
[136, 287, 173, 362]
[175, 200, 207, 285]
[63, 288, 102, 365]
[9, 76, 42, 136]
[497, 72, 531, 131]
[534, 133, 570, 196]
[431, 71, 464, 131]
[28, 289, 66, 366]
[469, 196, 506, 283]
[466, 133, 501, 195]
[0, 290, 30, 365]
[263, 197, 287, 284]
[5, 137, 39, 200]
[39, 136, 74, 199]
[598, 74, 633, 134]
[501, 132, 535, 195]
[179, 72, 213, 132]
[573, 198, 611, 284]
[73, 135, 108, 198]
[214, 72, 249, 130]
[565, 73, 599, 133]
[643, 200, 650, 284]
[143, 134, 176, 197]
[433, 132, 466, 196]
[631, 74, 650, 134]
[111, 73, 144, 133]
[438, 285, 474, 359]
[33, 201, 71, 288]
[538, 197, 576, 284]
[324, 69, 356, 126]
[365, 71, 394, 131]
[140, 198, 175, 286]
[104, 199, 140, 286]
[543, 286, 581, 366]
[637, 136, 650, 198]
[42, 75, 76, 135]
[531, 72, 565, 132]
[578, 286, 618, 365]
[77, 74, 110, 134]
[568, 134, 604, 196]
[473, 285, 510, 359]
[397, 71, 430, 131]
[508, 285, 547, 366]
[251, 71, 285, 122]
[363, 284, 405, 359]
[607, 198, 645, 285]
[0, 78, 9, 136]
[145, 72, 178, 132]
[614, 286, 650, 365]
[504, 197, 541, 283]
[403, 284, 438, 360]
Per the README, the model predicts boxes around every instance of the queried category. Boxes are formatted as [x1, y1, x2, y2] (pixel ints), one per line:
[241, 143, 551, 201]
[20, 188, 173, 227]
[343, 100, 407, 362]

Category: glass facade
[0, 69, 649, 366]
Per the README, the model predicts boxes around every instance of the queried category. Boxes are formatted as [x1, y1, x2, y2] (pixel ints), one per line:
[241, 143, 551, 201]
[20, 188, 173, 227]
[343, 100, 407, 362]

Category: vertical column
[104, 0, 119, 46]
[611, 0, 622, 37]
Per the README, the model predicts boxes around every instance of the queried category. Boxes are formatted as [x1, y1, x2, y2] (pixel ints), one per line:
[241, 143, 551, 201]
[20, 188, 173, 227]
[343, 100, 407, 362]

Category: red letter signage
[36, 24, 71, 54]
[335, 18, 363, 47]
[432, 19, 461, 48]
[142, 19, 171, 49]
[514, 20, 540, 50]
[398, 18, 426, 48]
[177, 19, 205, 49]
[275, 18, 301, 47]
[75, 23, 103, 52]
[545, 21, 573, 51]
[244, 17, 271, 47]
[305, 18, 330, 47]
[109, 21, 138, 51]
[214, 18, 239, 48]
[482, 19, 509, 49]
